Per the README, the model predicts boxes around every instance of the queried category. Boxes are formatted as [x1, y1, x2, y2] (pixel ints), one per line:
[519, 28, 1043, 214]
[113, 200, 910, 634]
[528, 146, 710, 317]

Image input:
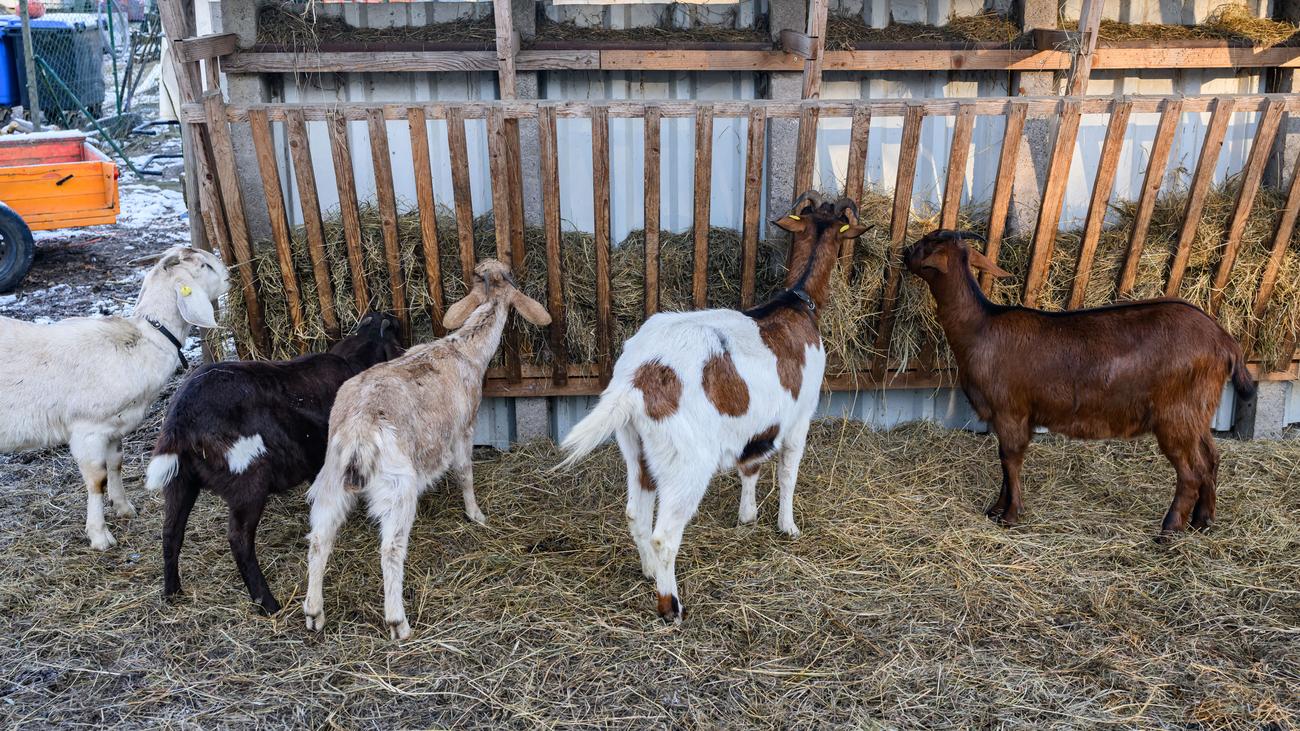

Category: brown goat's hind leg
[990, 422, 1029, 526]
[1156, 431, 1202, 542]
[1191, 434, 1219, 531]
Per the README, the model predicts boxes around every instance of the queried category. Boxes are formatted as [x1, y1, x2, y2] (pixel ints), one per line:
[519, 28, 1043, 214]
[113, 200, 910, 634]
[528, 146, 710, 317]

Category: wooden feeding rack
[179, 92, 1300, 396]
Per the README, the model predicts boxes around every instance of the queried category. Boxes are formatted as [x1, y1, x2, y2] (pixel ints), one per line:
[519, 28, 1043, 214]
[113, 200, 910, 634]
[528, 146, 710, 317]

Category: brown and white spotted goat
[558, 193, 867, 622]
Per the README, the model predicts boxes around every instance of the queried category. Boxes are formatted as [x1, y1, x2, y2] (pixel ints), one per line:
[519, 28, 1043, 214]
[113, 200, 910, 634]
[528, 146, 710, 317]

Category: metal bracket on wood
[780, 30, 819, 60]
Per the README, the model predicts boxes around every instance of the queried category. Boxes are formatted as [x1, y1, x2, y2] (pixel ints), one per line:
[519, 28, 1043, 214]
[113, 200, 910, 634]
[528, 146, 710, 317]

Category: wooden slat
[801, 0, 829, 98]
[740, 106, 766, 309]
[202, 93, 268, 354]
[840, 106, 870, 266]
[538, 105, 567, 386]
[367, 109, 410, 343]
[871, 105, 925, 377]
[793, 104, 819, 195]
[591, 107, 613, 386]
[1247, 143, 1300, 356]
[222, 50, 598, 74]
[939, 105, 975, 230]
[980, 101, 1027, 292]
[1116, 99, 1183, 298]
[1023, 100, 1082, 307]
[692, 104, 714, 309]
[173, 32, 236, 63]
[643, 105, 661, 317]
[1067, 0, 1104, 96]
[248, 108, 305, 352]
[284, 109, 339, 340]
[486, 106, 521, 382]
[407, 108, 445, 336]
[1165, 97, 1235, 296]
[326, 111, 369, 313]
[491, 0, 517, 99]
[1068, 99, 1131, 309]
[1211, 98, 1285, 313]
[446, 107, 477, 287]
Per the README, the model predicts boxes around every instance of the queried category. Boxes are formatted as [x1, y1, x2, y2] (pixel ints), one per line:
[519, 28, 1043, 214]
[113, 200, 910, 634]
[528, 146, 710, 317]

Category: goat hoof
[737, 507, 758, 525]
[112, 502, 138, 519]
[1191, 515, 1214, 532]
[304, 608, 325, 632]
[258, 597, 283, 615]
[87, 530, 117, 551]
[656, 593, 685, 624]
[779, 522, 801, 539]
[387, 618, 412, 641]
[1153, 530, 1182, 545]
[465, 509, 487, 526]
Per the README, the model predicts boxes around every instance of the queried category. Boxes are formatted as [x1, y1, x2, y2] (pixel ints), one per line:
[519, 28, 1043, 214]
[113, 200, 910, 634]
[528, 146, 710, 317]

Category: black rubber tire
[0, 202, 35, 294]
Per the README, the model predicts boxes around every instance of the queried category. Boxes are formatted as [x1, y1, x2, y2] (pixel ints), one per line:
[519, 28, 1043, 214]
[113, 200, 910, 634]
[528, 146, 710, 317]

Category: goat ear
[772, 214, 810, 233]
[837, 223, 869, 239]
[510, 289, 552, 327]
[176, 282, 218, 328]
[968, 248, 1012, 279]
[918, 249, 950, 274]
[443, 288, 485, 330]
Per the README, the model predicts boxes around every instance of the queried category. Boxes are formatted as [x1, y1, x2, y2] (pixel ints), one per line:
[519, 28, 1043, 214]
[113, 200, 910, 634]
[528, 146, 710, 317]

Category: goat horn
[832, 197, 858, 218]
[955, 230, 988, 245]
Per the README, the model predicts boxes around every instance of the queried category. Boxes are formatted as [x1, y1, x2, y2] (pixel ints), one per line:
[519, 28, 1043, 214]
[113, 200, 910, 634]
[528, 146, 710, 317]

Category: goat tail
[144, 428, 183, 493]
[309, 421, 385, 507]
[1229, 344, 1256, 400]
[554, 386, 636, 471]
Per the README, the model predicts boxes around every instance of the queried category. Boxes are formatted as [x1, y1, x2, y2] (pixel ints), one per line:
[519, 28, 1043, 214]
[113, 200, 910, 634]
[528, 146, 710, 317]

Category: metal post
[18, 0, 41, 132]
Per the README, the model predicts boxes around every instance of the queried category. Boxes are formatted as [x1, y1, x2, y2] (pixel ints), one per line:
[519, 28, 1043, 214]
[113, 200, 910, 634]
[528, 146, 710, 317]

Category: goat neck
[925, 255, 995, 359]
[131, 271, 191, 346]
[445, 296, 511, 370]
[785, 220, 841, 312]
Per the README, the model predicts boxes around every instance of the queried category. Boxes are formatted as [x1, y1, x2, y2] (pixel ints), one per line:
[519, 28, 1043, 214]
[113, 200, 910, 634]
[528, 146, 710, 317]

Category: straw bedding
[825, 11, 1025, 50]
[257, 3, 498, 48]
[1060, 4, 1300, 45]
[0, 415, 1296, 727]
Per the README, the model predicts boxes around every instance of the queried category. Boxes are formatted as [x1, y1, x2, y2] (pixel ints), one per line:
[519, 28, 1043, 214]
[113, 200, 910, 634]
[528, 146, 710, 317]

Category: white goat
[303, 259, 551, 640]
[0, 246, 229, 549]
[557, 195, 866, 622]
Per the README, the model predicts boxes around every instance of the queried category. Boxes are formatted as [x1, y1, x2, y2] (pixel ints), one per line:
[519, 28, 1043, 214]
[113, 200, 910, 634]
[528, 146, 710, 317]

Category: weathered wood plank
[486, 106, 521, 382]
[1068, 99, 1131, 309]
[801, 0, 829, 98]
[1023, 100, 1082, 307]
[939, 105, 975, 230]
[1247, 143, 1300, 356]
[740, 106, 766, 310]
[538, 105, 567, 386]
[492, 0, 517, 99]
[793, 104, 819, 196]
[326, 111, 369, 313]
[284, 109, 339, 340]
[840, 106, 871, 266]
[693, 104, 714, 309]
[1165, 97, 1235, 297]
[445, 107, 477, 288]
[406, 107, 445, 336]
[367, 109, 409, 343]
[591, 107, 613, 386]
[1211, 98, 1285, 313]
[643, 105, 661, 317]
[872, 105, 925, 377]
[248, 108, 305, 351]
[174, 32, 236, 63]
[1117, 99, 1182, 298]
[981, 101, 1027, 292]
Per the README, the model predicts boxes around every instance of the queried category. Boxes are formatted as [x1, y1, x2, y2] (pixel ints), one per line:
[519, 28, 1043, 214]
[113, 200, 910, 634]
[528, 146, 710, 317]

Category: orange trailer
[0, 131, 119, 292]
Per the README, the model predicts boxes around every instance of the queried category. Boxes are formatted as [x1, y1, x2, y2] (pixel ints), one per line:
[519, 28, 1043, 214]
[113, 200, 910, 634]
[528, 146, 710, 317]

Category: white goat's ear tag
[176, 283, 217, 328]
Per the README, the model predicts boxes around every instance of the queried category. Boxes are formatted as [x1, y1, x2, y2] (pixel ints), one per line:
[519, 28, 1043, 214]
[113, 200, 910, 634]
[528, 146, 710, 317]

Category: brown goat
[904, 230, 1256, 539]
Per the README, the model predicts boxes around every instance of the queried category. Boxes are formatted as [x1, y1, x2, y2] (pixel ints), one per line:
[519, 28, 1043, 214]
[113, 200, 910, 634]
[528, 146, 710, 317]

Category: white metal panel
[1284, 381, 1299, 426]
[473, 398, 514, 448]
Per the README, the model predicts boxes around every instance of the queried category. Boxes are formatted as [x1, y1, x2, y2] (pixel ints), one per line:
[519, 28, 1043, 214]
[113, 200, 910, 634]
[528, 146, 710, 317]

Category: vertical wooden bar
[1247, 145, 1300, 355]
[1166, 98, 1235, 297]
[326, 111, 369, 313]
[248, 108, 305, 352]
[740, 106, 766, 309]
[643, 105, 661, 317]
[692, 104, 714, 309]
[202, 92, 268, 354]
[871, 105, 924, 378]
[487, 106, 521, 382]
[801, 0, 829, 99]
[841, 106, 870, 265]
[1068, 99, 1131, 309]
[156, 0, 208, 255]
[1023, 100, 1082, 308]
[981, 101, 1027, 291]
[446, 107, 477, 287]
[1067, 0, 1104, 97]
[591, 106, 613, 386]
[939, 105, 975, 230]
[407, 108, 445, 336]
[284, 110, 339, 340]
[367, 109, 410, 343]
[491, 0, 517, 99]
[1211, 99, 1285, 314]
[538, 105, 567, 386]
[793, 104, 819, 196]
[1116, 99, 1183, 298]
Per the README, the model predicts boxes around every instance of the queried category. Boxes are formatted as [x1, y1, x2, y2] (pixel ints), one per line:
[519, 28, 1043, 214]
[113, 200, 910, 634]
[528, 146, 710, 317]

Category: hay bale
[826, 12, 1024, 51]
[256, 2, 497, 47]
[1060, 4, 1299, 45]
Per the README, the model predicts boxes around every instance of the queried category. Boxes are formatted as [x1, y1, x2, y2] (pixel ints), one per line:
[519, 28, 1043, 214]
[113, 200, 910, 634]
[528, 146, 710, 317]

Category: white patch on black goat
[226, 435, 266, 474]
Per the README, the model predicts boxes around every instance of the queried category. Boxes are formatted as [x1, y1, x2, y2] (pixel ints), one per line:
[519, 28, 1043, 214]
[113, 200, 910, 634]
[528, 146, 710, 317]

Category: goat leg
[162, 478, 201, 599]
[990, 420, 1028, 526]
[227, 499, 279, 614]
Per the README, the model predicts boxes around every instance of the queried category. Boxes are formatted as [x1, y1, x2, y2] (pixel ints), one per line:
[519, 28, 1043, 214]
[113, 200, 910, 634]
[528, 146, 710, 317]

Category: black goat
[145, 312, 403, 612]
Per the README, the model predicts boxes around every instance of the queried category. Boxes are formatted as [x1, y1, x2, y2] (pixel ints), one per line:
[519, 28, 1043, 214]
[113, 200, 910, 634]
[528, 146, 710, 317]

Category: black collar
[146, 317, 188, 372]
[791, 288, 816, 313]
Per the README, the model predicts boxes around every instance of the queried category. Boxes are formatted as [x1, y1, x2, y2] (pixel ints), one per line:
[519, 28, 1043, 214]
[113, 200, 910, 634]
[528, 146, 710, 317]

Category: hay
[533, 13, 767, 45]
[256, 3, 497, 47]
[1, 416, 1297, 726]
[826, 12, 1024, 51]
[1061, 4, 1299, 45]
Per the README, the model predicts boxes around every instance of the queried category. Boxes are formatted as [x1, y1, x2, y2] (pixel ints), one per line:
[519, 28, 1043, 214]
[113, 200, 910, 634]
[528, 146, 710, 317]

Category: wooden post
[644, 106, 661, 317]
[538, 105, 567, 385]
[1067, 0, 1104, 96]
[800, 0, 829, 99]
[692, 105, 714, 309]
[981, 102, 1028, 291]
[793, 105, 819, 197]
[248, 108, 305, 352]
[939, 105, 975, 230]
[1166, 97, 1234, 296]
[157, 0, 209, 254]
[446, 107, 477, 289]
[284, 110, 339, 341]
[872, 105, 924, 378]
[1069, 100, 1131, 309]
[1247, 143, 1300, 355]
[1023, 100, 1082, 307]
[740, 106, 766, 309]
[1117, 99, 1182, 298]
[492, 0, 518, 99]
[407, 108, 446, 336]
[841, 106, 870, 266]
[326, 111, 369, 313]
[487, 106, 522, 382]
[591, 107, 613, 386]
[368, 109, 410, 343]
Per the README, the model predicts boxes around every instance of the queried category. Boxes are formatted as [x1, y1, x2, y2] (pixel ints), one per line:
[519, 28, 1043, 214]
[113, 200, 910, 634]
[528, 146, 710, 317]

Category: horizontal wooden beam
[174, 32, 237, 63]
[219, 45, 1300, 75]
[179, 93, 1300, 125]
[778, 30, 819, 60]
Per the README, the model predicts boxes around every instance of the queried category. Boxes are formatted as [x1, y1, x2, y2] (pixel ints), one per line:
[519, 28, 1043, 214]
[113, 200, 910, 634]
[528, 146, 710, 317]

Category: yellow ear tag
[789, 215, 800, 221]
[180, 285, 193, 297]
[839, 224, 850, 233]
